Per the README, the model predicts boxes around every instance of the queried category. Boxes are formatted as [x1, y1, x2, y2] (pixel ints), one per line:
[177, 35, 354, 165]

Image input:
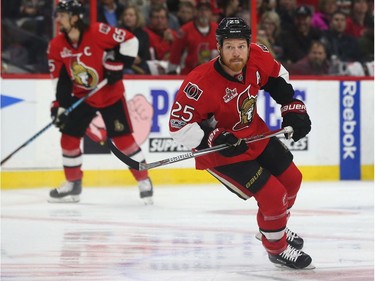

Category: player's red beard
[219, 50, 248, 73]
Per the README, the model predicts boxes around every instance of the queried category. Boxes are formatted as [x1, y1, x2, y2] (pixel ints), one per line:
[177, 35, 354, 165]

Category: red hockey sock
[253, 175, 288, 254]
[277, 162, 302, 208]
[61, 134, 83, 181]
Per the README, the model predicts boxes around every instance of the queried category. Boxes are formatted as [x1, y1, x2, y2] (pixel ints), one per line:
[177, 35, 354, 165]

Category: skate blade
[47, 195, 80, 203]
[274, 262, 316, 270]
[142, 197, 154, 205]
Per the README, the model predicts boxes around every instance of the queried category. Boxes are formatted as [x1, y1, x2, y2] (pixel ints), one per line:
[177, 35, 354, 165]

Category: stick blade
[107, 139, 140, 170]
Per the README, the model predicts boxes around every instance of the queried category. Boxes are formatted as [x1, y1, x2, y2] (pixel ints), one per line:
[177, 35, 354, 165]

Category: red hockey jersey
[47, 22, 136, 108]
[169, 43, 282, 170]
[144, 27, 176, 61]
[169, 21, 218, 75]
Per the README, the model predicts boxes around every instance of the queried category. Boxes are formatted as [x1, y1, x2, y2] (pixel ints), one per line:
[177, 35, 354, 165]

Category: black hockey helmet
[55, 0, 84, 18]
[216, 17, 251, 45]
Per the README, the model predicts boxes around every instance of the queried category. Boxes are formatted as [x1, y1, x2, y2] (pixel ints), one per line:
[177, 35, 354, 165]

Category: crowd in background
[2, 0, 53, 73]
[1, 0, 374, 76]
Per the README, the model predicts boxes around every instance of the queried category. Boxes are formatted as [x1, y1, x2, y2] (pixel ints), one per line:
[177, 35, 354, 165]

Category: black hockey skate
[48, 180, 82, 203]
[268, 244, 315, 269]
[285, 227, 304, 250]
[256, 227, 304, 250]
[138, 177, 153, 205]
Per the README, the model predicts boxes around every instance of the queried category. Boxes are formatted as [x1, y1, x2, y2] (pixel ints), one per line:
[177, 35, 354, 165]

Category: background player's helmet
[216, 17, 251, 45]
[55, 0, 84, 19]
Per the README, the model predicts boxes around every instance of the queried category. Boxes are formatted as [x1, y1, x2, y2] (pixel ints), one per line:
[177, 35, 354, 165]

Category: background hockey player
[47, 0, 153, 204]
[169, 17, 313, 269]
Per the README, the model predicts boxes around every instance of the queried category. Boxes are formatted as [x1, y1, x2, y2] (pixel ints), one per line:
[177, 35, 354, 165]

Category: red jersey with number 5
[169, 43, 282, 169]
[47, 22, 135, 108]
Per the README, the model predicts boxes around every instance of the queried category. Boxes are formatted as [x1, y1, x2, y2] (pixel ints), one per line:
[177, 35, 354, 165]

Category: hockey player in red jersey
[169, 17, 313, 269]
[47, 0, 153, 204]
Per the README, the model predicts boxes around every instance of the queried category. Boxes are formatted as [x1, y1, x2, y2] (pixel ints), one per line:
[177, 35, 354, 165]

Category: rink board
[0, 78, 374, 188]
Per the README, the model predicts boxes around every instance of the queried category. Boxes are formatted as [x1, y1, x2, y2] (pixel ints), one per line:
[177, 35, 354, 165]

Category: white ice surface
[1, 181, 374, 281]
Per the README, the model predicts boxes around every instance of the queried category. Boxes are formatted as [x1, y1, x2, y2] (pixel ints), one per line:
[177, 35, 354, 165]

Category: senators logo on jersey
[70, 55, 98, 89]
[233, 87, 256, 131]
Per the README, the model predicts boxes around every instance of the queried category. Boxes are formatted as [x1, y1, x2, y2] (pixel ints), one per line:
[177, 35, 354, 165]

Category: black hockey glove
[50, 101, 68, 129]
[281, 99, 311, 142]
[103, 59, 124, 85]
[208, 128, 248, 157]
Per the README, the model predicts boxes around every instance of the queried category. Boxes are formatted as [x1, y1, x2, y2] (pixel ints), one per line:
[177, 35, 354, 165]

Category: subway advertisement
[0, 78, 373, 187]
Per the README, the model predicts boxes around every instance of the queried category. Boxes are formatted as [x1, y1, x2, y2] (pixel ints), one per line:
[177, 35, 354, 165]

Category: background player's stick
[1, 79, 108, 166]
[108, 126, 294, 171]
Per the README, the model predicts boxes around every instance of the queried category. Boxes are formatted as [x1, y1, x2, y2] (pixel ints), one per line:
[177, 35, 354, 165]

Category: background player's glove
[207, 128, 248, 157]
[281, 99, 311, 142]
[104, 59, 124, 85]
[50, 101, 67, 129]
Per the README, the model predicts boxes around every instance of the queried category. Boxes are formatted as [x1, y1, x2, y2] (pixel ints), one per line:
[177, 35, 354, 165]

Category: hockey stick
[1, 79, 108, 165]
[108, 126, 294, 171]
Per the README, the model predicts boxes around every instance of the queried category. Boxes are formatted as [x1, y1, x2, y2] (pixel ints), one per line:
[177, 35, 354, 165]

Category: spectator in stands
[18, 0, 52, 38]
[358, 16, 374, 62]
[237, 8, 251, 25]
[19, 0, 44, 18]
[144, 4, 177, 73]
[320, 10, 363, 62]
[279, 5, 322, 63]
[256, 0, 275, 24]
[345, 0, 370, 38]
[97, 0, 125, 26]
[209, 0, 223, 22]
[166, 0, 196, 15]
[336, 0, 352, 15]
[311, 0, 337, 31]
[167, 0, 218, 74]
[119, 4, 151, 74]
[176, 1, 196, 25]
[287, 40, 330, 75]
[216, 0, 241, 23]
[257, 28, 276, 57]
[258, 10, 283, 59]
[13, 0, 51, 71]
[296, 0, 318, 11]
[118, 0, 133, 5]
[276, 0, 298, 31]
[143, 0, 180, 30]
